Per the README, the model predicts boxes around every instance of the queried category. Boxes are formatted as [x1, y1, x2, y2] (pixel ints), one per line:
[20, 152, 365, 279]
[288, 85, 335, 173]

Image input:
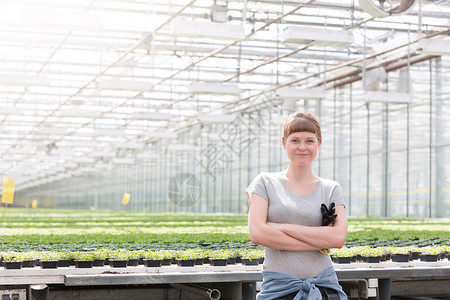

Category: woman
[246, 112, 348, 300]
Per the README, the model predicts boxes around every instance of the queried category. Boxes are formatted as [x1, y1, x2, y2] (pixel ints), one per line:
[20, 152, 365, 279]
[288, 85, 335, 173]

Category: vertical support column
[242, 282, 257, 300]
[381, 103, 389, 217]
[333, 87, 337, 180]
[29, 285, 48, 300]
[317, 93, 322, 177]
[434, 57, 445, 217]
[349, 83, 353, 216]
[366, 103, 371, 216]
[378, 279, 391, 300]
[406, 102, 410, 217]
[429, 59, 433, 218]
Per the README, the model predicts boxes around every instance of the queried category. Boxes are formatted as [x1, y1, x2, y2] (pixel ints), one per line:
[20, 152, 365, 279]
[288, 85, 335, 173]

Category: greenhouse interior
[1, 1, 450, 300]
[1, 0, 449, 218]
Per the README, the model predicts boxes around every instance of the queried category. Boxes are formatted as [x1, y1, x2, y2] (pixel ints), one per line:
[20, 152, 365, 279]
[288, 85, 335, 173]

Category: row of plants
[1, 208, 449, 260]
[0, 248, 265, 269]
[2, 209, 450, 245]
[0, 241, 260, 252]
[330, 245, 450, 263]
[0, 209, 248, 229]
[2, 244, 449, 269]
[2, 227, 449, 249]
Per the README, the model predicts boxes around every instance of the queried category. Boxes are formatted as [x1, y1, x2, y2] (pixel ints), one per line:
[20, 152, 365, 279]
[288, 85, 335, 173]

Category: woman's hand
[321, 202, 337, 226]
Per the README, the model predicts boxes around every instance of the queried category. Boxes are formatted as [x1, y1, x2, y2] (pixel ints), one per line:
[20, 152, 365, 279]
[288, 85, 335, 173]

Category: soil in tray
[22, 260, 37, 268]
[242, 258, 260, 266]
[333, 257, 352, 264]
[391, 254, 411, 263]
[227, 257, 236, 265]
[109, 260, 128, 268]
[144, 259, 162, 267]
[177, 259, 196, 267]
[419, 254, 438, 262]
[41, 261, 58, 269]
[57, 260, 71, 267]
[92, 259, 105, 267]
[362, 256, 382, 263]
[4, 262, 22, 269]
[75, 261, 93, 268]
[127, 259, 139, 266]
[209, 259, 227, 266]
[161, 258, 173, 266]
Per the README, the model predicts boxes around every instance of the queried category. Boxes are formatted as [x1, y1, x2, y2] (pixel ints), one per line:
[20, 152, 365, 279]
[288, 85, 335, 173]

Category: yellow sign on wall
[1, 177, 15, 205]
[122, 193, 130, 205]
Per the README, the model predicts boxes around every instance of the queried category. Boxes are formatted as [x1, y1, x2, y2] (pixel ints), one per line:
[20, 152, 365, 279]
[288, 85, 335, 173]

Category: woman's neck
[282, 165, 319, 196]
[284, 165, 317, 183]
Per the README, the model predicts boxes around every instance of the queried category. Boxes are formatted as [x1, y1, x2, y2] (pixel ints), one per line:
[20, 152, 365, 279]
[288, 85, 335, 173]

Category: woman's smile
[283, 131, 320, 165]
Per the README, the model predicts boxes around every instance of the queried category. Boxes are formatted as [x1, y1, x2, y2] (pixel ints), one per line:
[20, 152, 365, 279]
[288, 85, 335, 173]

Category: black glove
[321, 202, 337, 226]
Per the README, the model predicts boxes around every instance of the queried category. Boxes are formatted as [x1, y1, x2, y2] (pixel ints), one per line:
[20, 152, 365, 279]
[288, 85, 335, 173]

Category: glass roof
[1, 0, 450, 192]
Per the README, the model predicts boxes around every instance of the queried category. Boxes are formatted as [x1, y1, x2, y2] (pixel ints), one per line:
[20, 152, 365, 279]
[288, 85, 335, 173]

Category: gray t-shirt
[245, 171, 345, 279]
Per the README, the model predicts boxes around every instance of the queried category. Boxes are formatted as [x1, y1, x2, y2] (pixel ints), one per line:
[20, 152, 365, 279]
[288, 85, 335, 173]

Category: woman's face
[282, 131, 321, 167]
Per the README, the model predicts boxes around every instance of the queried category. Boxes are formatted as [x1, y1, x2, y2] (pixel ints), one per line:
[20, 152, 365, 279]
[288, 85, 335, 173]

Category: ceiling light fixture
[281, 26, 354, 47]
[189, 82, 240, 95]
[0, 74, 49, 86]
[364, 91, 411, 104]
[170, 19, 245, 41]
[35, 127, 67, 135]
[59, 109, 103, 118]
[146, 131, 178, 139]
[99, 79, 153, 91]
[0, 106, 24, 115]
[276, 87, 326, 100]
[198, 113, 237, 123]
[132, 112, 172, 120]
[416, 38, 450, 56]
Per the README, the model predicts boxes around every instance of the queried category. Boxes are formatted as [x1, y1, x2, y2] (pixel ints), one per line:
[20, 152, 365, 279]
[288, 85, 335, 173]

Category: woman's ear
[282, 137, 286, 149]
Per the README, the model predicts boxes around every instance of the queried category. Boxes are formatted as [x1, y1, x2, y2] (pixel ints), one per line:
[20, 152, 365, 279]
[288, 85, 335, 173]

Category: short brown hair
[282, 112, 322, 143]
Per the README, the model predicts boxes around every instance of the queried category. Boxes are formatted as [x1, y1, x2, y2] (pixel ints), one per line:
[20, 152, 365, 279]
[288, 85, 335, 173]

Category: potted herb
[21, 251, 39, 268]
[359, 247, 383, 263]
[132, 250, 146, 265]
[91, 249, 108, 266]
[40, 251, 60, 269]
[240, 249, 263, 266]
[157, 250, 175, 266]
[226, 249, 241, 265]
[347, 246, 365, 263]
[419, 247, 440, 262]
[192, 249, 208, 265]
[73, 251, 94, 268]
[406, 246, 422, 260]
[330, 247, 353, 264]
[175, 250, 197, 267]
[143, 250, 165, 267]
[391, 247, 411, 263]
[2, 252, 23, 269]
[57, 251, 74, 267]
[207, 250, 229, 266]
[376, 247, 392, 261]
[126, 250, 145, 267]
[108, 249, 130, 268]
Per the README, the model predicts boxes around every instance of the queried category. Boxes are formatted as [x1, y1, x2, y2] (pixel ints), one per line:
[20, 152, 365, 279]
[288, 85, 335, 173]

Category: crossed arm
[248, 193, 348, 251]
